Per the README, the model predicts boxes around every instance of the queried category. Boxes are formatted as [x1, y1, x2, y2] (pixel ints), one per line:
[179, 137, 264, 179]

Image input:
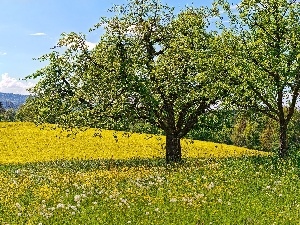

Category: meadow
[0, 122, 299, 224]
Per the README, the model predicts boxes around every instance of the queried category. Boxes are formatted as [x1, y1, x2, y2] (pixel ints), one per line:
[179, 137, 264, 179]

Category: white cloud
[30, 32, 46, 36]
[0, 52, 7, 56]
[0, 73, 35, 95]
[230, 4, 240, 10]
[208, 16, 219, 21]
[85, 41, 97, 51]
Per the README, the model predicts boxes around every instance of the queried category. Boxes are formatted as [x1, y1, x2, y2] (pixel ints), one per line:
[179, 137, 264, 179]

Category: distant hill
[0, 92, 29, 109]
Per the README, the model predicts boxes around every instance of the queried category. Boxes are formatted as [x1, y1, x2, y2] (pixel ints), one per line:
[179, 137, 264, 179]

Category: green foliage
[16, 96, 45, 123]
[187, 110, 234, 145]
[26, 0, 231, 162]
[0, 106, 16, 122]
[0, 102, 5, 121]
[214, 0, 300, 157]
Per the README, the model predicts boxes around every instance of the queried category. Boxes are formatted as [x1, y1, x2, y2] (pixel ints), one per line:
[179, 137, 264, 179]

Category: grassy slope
[1, 122, 299, 224]
[0, 122, 268, 164]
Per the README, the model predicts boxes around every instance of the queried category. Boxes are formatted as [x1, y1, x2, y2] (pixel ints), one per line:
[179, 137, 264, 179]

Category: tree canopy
[214, 0, 300, 157]
[27, 0, 229, 163]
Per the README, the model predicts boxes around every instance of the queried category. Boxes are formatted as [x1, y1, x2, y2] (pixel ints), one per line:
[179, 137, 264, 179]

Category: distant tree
[27, 0, 229, 163]
[215, 0, 300, 158]
[3, 108, 16, 122]
[0, 102, 5, 114]
[15, 96, 39, 122]
[0, 102, 5, 121]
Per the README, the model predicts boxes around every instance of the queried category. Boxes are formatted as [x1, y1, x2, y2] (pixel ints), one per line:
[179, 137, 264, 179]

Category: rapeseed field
[0, 122, 267, 164]
[1, 122, 299, 224]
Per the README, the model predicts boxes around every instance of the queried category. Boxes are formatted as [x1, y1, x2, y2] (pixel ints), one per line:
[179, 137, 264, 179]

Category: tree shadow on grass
[0, 155, 279, 173]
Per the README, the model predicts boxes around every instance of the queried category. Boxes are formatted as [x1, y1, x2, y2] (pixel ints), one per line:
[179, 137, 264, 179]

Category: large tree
[215, 0, 300, 157]
[28, 0, 229, 163]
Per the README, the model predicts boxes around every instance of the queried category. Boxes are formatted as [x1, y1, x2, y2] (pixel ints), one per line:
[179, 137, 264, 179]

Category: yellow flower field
[1, 123, 298, 225]
[0, 122, 269, 164]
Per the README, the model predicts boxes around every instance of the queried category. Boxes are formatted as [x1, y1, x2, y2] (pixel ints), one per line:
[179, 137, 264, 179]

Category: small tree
[15, 96, 39, 122]
[0, 102, 5, 121]
[28, 0, 229, 163]
[215, 0, 300, 157]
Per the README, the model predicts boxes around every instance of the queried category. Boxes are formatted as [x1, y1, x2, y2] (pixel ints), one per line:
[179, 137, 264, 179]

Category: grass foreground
[1, 122, 299, 224]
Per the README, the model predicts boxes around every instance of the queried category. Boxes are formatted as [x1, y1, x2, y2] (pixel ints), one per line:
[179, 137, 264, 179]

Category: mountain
[0, 92, 29, 109]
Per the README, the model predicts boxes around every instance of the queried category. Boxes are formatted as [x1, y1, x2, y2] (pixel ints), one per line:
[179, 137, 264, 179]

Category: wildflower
[145, 212, 150, 215]
[218, 198, 222, 203]
[120, 198, 127, 204]
[155, 208, 159, 212]
[195, 193, 204, 199]
[15, 202, 22, 209]
[70, 205, 77, 211]
[74, 195, 81, 202]
[17, 213, 22, 216]
[57, 203, 65, 209]
[170, 198, 177, 203]
[207, 182, 215, 190]
[92, 201, 98, 205]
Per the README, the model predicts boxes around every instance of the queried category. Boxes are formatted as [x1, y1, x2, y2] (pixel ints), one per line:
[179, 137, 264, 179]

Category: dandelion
[15, 202, 22, 209]
[195, 193, 204, 199]
[120, 198, 127, 204]
[74, 195, 81, 202]
[207, 182, 215, 190]
[57, 203, 65, 209]
[70, 205, 77, 211]
[170, 198, 177, 203]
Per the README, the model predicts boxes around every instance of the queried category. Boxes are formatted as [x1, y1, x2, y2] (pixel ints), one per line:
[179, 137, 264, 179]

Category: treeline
[5, 98, 300, 154]
[130, 109, 300, 153]
[16, 0, 300, 162]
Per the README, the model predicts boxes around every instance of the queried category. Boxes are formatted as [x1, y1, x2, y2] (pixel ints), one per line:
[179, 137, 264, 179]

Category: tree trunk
[279, 122, 288, 158]
[166, 133, 182, 163]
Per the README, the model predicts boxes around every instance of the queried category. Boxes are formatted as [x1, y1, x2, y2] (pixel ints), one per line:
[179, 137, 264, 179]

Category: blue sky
[0, 0, 239, 94]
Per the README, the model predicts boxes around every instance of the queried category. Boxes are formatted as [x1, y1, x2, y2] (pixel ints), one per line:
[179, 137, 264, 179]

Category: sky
[0, 0, 239, 94]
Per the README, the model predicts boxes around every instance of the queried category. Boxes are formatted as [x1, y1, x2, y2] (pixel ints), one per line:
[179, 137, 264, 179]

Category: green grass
[0, 122, 297, 224]
[1, 156, 300, 224]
